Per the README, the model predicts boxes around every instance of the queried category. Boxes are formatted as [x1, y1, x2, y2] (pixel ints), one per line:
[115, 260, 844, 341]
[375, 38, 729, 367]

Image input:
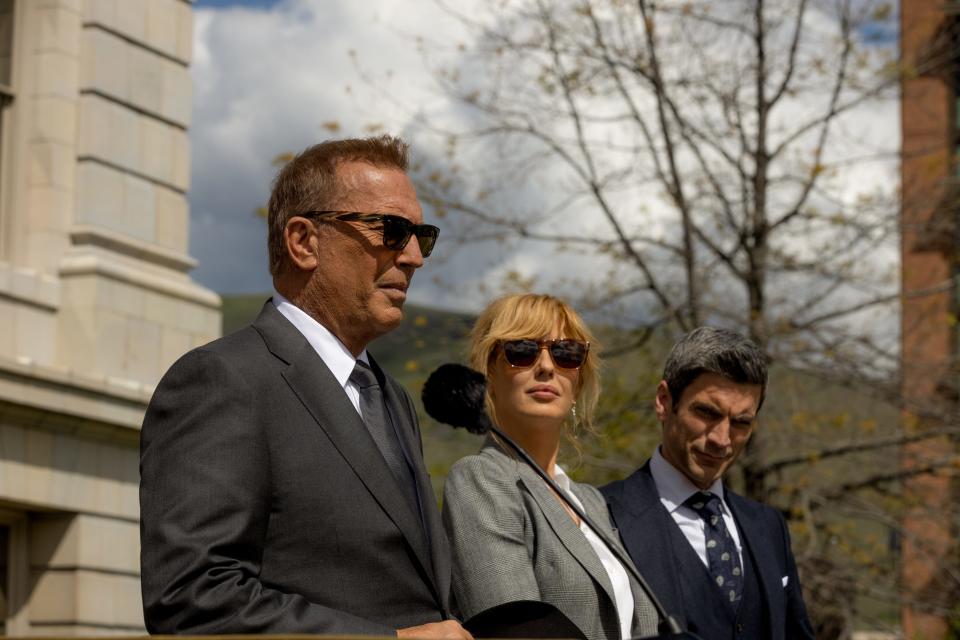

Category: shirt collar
[272, 293, 368, 387]
[553, 464, 572, 493]
[650, 446, 726, 514]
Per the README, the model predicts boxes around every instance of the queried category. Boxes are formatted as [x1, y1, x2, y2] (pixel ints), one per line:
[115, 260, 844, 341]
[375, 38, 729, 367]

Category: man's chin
[373, 306, 405, 333]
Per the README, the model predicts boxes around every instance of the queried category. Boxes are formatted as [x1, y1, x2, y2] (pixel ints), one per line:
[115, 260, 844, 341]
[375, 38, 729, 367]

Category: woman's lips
[527, 385, 560, 399]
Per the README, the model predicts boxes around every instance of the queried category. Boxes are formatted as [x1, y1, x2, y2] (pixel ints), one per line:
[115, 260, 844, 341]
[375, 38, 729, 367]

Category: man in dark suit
[140, 136, 471, 638]
[601, 327, 814, 640]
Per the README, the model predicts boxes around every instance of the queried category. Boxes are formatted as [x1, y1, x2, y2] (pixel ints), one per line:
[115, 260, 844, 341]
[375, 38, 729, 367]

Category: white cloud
[188, 0, 478, 297]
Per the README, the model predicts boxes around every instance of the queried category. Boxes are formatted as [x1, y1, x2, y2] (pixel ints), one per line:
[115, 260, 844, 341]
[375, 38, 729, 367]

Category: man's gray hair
[662, 326, 768, 409]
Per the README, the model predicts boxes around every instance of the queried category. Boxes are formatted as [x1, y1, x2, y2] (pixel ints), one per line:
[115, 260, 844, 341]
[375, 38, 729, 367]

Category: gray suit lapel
[252, 303, 436, 589]
[517, 465, 618, 609]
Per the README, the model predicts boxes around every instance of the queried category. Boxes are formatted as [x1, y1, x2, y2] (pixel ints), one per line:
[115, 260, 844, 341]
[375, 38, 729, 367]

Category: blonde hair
[467, 293, 601, 437]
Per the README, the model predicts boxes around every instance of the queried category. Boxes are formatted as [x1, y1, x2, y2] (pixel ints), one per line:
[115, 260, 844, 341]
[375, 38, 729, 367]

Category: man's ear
[284, 217, 319, 271]
[654, 380, 672, 421]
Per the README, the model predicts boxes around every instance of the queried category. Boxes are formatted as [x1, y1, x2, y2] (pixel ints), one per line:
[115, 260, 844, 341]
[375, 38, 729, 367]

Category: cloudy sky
[189, 0, 486, 307]
[188, 0, 899, 318]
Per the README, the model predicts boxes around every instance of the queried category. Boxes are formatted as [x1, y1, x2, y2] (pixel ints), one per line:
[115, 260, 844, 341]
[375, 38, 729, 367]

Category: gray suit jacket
[442, 438, 659, 640]
[140, 301, 452, 634]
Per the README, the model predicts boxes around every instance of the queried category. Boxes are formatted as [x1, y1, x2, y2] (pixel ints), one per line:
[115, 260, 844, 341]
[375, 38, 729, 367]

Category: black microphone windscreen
[422, 363, 492, 435]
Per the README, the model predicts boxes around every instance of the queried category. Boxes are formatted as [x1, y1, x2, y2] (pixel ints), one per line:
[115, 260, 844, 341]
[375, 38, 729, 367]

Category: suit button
[736, 623, 744, 634]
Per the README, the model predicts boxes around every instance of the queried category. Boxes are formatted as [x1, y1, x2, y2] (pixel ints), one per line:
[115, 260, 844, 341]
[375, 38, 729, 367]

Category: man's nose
[396, 236, 425, 268]
[707, 420, 732, 448]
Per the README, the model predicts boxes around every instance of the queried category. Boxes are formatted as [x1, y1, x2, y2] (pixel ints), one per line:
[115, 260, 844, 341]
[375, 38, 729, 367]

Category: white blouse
[554, 465, 635, 640]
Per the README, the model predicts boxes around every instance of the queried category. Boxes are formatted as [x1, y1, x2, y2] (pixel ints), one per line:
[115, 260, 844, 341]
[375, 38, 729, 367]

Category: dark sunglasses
[300, 210, 439, 257]
[500, 339, 590, 370]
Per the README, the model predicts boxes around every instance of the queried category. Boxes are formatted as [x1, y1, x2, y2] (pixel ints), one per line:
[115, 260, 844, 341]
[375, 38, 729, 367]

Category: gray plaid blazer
[442, 438, 660, 640]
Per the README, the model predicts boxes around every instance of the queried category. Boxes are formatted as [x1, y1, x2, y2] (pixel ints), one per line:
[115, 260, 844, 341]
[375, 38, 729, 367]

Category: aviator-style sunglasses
[299, 210, 440, 257]
[500, 338, 590, 370]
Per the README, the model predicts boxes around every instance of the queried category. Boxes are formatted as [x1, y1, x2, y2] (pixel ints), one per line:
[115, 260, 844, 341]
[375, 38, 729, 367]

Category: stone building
[0, 0, 219, 633]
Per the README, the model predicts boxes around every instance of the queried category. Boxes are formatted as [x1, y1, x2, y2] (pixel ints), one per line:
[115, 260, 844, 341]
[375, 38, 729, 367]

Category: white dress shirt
[554, 465, 635, 640]
[273, 293, 368, 416]
[648, 446, 744, 570]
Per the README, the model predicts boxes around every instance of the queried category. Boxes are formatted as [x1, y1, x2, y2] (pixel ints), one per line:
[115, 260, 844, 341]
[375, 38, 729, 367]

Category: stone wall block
[161, 60, 191, 126]
[93, 308, 126, 379]
[104, 278, 146, 318]
[31, 570, 144, 628]
[26, 187, 72, 236]
[175, 0, 192, 61]
[0, 423, 139, 519]
[118, 453, 138, 515]
[122, 173, 157, 242]
[160, 325, 192, 371]
[178, 298, 212, 334]
[32, 96, 77, 145]
[28, 571, 76, 622]
[32, 511, 140, 574]
[81, 28, 130, 102]
[26, 186, 72, 231]
[36, 51, 79, 98]
[143, 290, 179, 327]
[14, 305, 57, 366]
[23, 428, 55, 500]
[56, 305, 96, 371]
[28, 142, 75, 190]
[145, 0, 177, 59]
[78, 95, 139, 171]
[35, 4, 81, 55]
[129, 47, 163, 115]
[125, 316, 161, 385]
[82, 27, 190, 126]
[172, 129, 190, 191]
[53, 435, 98, 508]
[0, 422, 27, 497]
[82, 0, 116, 25]
[26, 231, 71, 279]
[78, 93, 190, 189]
[114, 0, 147, 44]
[76, 162, 124, 229]
[77, 572, 145, 628]
[76, 516, 139, 575]
[139, 117, 175, 187]
[0, 298, 15, 356]
[30, 514, 75, 569]
[154, 187, 188, 252]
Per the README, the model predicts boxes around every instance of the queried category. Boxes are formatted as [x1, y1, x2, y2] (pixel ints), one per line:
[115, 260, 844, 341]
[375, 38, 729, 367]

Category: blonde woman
[442, 293, 659, 640]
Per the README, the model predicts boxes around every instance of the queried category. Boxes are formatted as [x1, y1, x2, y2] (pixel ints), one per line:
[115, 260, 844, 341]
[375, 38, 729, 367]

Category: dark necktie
[684, 491, 743, 610]
[349, 361, 420, 515]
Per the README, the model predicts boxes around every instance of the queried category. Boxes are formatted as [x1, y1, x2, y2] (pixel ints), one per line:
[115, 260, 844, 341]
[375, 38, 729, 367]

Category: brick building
[901, 1, 960, 637]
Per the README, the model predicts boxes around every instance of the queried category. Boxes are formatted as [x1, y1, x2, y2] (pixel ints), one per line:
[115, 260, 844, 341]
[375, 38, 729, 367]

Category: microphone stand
[486, 424, 699, 639]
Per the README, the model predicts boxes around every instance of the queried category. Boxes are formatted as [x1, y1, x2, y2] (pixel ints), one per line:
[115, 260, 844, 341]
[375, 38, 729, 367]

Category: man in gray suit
[140, 136, 471, 638]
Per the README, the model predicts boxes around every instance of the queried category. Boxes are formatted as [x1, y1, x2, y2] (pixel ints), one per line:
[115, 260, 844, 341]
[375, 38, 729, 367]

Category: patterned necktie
[684, 491, 743, 609]
[349, 361, 419, 514]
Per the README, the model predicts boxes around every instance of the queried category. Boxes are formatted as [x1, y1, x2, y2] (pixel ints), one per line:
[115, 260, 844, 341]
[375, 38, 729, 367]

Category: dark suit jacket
[139, 301, 452, 634]
[601, 463, 814, 640]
